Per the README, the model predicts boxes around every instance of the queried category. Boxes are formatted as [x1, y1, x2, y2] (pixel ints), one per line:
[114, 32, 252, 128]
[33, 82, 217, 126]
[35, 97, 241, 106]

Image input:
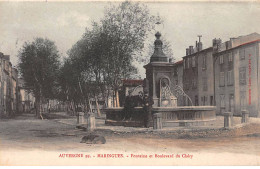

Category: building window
[229, 94, 234, 112]
[228, 53, 233, 62]
[174, 68, 178, 76]
[239, 48, 245, 60]
[202, 55, 206, 70]
[184, 79, 189, 90]
[227, 70, 233, 85]
[220, 72, 225, 86]
[192, 77, 197, 88]
[210, 96, 214, 106]
[239, 67, 246, 85]
[195, 95, 198, 106]
[183, 59, 186, 69]
[220, 94, 225, 108]
[240, 91, 246, 110]
[203, 77, 207, 91]
[187, 58, 190, 68]
[201, 96, 207, 106]
[192, 56, 196, 67]
[220, 55, 224, 64]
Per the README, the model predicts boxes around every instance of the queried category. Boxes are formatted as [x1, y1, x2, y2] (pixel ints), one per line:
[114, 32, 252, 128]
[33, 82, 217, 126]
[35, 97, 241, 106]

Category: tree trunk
[113, 90, 116, 107]
[116, 90, 120, 107]
[35, 95, 43, 120]
[47, 99, 50, 113]
[73, 101, 77, 115]
[95, 96, 101, 117]
[88, 98, 92, 113]
[39, 96, 43, 120]
[35, 96, 39, 117]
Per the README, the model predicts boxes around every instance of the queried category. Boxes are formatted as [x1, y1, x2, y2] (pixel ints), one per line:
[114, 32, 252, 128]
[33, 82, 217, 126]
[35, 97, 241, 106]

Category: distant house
[17, 78, 35, 114]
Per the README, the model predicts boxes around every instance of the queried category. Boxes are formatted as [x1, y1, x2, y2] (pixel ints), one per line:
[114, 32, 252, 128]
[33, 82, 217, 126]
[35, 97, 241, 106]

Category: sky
[0, 1, 260, 77]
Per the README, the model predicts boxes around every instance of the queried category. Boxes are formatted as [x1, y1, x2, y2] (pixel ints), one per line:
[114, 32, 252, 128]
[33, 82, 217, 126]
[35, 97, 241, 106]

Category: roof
[122, 79, 143, 86]
[174, 60, 183, 65]
[235, 39, 260, 48]
[215, 39, 260, 55]
[3, 55, 10, 61]
[183, 47, 213, 58]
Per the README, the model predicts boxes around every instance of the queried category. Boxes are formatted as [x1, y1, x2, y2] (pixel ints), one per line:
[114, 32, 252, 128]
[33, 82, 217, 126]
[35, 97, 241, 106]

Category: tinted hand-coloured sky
[0, 1, 259, 77]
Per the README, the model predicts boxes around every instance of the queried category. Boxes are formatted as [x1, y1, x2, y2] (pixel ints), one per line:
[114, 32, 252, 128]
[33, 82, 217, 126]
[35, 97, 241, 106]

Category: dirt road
[0, 113, 260, 165]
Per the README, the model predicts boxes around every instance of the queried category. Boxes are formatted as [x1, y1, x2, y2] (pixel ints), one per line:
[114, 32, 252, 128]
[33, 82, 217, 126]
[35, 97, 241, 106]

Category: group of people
[123, 91, 154, 128]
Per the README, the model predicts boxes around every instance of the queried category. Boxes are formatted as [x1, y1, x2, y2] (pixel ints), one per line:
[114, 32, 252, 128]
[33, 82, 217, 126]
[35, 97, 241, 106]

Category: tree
[57, 1, 160, 114]
[66, 1, 157, 108]
[18, 38, 61, 118]
[100, 1, 156, 80]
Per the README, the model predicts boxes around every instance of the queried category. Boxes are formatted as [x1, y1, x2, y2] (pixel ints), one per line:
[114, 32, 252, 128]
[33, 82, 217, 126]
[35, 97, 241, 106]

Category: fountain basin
[105, 106, 216, 127]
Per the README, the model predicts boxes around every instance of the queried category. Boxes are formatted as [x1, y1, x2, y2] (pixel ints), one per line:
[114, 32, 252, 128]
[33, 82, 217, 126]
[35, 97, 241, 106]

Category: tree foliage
[59, 1, 159, 111]
[18, 38, 61, 117]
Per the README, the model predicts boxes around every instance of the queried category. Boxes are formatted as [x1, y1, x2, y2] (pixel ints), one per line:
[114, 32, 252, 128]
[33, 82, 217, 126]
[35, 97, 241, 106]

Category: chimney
[186, 48, 189, 55]
[213, 38, 222, 53]
[230, 38, 237, 48]
[189, 46, 194, 54]
[197, 35, 203, 51]
[195, 41, 198, 52]
[212, 38, 216, 46]
[198, 42, 203, 51]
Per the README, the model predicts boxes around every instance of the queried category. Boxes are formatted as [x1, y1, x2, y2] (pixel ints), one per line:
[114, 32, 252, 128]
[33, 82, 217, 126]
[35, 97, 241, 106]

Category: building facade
[182, 32, 260, 118]
[11, 67, 18, 114]
[0, 52, 20, 117]
[17, 78, 35, 114]
[0, 54, 13, 116]
[172, 60, 184, 106]
[214, 33, 260, 117]
[183, 39, 214, 106]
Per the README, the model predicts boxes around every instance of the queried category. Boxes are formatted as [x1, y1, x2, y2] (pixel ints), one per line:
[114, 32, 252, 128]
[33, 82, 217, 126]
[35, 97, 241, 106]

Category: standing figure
[123, 91, 135, 121]
[143, 93, 154, 128]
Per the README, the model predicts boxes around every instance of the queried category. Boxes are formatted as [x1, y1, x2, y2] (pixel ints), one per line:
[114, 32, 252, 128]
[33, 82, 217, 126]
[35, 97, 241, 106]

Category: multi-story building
[0, 52, 20, 117]
[0, 52, 4, 114]
[172, 60, 184, 106]
[214, 33, 260, 117]
[2, 54, 12, 116]
[11, 67, 18, 113]
[183, 38, 214, 106]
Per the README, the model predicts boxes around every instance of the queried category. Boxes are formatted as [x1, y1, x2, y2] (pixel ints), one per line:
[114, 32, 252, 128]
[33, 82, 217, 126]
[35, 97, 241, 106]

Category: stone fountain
[105, 32, 216, 128]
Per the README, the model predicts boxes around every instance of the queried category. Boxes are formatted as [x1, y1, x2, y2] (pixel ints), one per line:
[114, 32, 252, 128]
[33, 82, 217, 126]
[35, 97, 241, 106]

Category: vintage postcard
[0, 0, 260, 166]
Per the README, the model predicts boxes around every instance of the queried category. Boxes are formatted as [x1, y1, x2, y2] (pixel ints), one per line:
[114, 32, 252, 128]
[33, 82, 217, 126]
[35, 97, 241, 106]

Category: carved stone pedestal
[153, 113, 163, 129]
